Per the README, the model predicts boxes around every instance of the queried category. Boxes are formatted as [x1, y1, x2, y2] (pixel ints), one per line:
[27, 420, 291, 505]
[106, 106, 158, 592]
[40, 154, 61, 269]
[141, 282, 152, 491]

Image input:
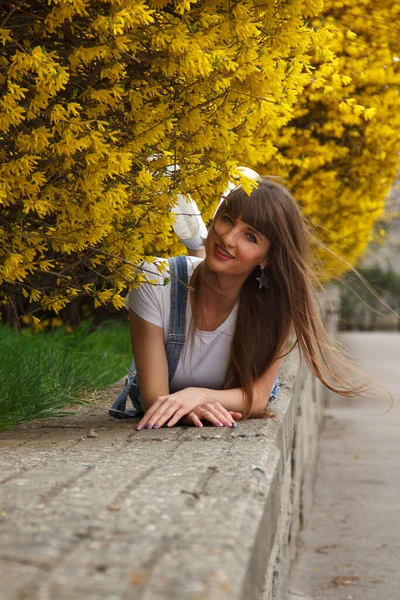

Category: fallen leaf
[315, 544, 338, 554]
[131, 571, 148, 585]
[331, 576, 360, 587]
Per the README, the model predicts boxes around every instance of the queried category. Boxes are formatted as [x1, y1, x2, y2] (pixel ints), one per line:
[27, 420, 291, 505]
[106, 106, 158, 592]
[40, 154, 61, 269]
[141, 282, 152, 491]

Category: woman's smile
[214, 243, 234, 260]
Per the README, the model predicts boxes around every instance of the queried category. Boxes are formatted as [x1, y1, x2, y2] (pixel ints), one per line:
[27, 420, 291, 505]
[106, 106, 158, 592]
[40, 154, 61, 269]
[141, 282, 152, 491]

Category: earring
[256, 264, 269, 290]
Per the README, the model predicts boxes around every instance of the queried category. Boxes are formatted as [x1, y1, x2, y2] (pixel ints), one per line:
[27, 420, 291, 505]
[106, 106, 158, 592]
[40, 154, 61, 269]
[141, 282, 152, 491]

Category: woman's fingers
[198, 404, 235, 427]
[216, 405, 239, 426]
[138, 398, 195, 431]
[207, 403, 237, 427]
[230, 411, 242, 421]
[137, 388, 209, 430]
[137, 396, 169, 430]
[165, 407, 187, 428]
[198, 407, 224, 427]
[142, 401, 179, 430]
[187, 412, 203, 428]
[187, 407, 241, 428]
[137, 400, 243, 431]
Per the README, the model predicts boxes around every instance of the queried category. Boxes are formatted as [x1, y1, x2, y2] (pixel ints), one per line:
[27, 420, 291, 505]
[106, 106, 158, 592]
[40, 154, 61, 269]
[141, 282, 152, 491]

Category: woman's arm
[130, 310, 237, 427]
[137, 355, 283, 429]
[186, 247, 206, 259]
[200, 356, 282, 417]
[129, 309, 169, 412]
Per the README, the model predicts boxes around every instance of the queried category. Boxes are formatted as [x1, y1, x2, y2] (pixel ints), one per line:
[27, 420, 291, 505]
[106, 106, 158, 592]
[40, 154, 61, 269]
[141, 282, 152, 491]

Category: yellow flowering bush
[264, 0, 400, 279]
[0, 0, 399, 321]
[0, 0, 326, 319]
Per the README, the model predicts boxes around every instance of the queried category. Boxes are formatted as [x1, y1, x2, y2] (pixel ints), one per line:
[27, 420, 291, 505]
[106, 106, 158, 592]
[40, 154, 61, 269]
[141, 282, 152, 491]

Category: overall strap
[166, 255, 189, 381]
[109, 256, 189, 419]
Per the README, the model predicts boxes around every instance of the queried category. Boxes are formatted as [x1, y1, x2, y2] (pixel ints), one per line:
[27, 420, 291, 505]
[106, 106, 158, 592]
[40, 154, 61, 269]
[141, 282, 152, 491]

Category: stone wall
[259, 353, 326, 600]
[0, 293, 338, 600]
[258, 290, 338, 600]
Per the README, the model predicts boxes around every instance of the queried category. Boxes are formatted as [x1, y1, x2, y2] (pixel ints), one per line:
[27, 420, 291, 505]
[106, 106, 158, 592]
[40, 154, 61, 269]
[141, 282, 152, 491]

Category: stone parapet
[0, 291, 338, 599]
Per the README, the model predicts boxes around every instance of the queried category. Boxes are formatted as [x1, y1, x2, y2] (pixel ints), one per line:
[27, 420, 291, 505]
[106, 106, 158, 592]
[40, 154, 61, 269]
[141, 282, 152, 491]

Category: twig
[8, 296, 21, 332]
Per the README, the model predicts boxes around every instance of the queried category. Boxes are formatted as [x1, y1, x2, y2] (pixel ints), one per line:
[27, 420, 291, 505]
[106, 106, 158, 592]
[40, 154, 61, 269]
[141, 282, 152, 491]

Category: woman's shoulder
[126, 255, 203, 328]
[185, 255, 203, 275]
[127, 259, 171, 325]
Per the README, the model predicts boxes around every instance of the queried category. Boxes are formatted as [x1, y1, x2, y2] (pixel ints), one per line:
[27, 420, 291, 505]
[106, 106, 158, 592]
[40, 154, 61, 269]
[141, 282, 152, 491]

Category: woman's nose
[221, 226, 239, 246]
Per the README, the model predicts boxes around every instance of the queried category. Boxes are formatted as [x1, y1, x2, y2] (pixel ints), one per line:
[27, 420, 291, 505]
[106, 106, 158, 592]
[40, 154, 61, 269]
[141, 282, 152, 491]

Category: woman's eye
[222, 215, 233, 224]
[246, 233, 257, 243]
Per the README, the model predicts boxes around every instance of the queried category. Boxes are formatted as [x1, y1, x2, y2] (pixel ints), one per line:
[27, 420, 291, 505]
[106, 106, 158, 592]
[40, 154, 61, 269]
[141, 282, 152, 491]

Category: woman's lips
[214, 243, 234, 260]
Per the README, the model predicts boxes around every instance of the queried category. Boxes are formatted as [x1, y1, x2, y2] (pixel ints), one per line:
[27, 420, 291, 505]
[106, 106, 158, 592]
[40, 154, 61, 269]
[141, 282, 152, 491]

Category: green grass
[0, 320, 132, 430]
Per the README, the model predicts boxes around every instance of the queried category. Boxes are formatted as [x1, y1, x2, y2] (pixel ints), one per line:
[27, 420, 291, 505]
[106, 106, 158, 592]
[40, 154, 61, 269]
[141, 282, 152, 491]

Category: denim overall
[109, 255, 279, 419]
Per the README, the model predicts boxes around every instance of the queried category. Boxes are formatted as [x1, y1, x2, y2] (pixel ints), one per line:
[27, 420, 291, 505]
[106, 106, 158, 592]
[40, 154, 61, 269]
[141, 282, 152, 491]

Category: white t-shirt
[127, 256, 238, 392]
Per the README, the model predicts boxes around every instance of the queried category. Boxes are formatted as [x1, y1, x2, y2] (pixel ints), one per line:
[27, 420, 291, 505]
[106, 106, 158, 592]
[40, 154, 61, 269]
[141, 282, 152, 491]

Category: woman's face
[205, 210, 271, 278]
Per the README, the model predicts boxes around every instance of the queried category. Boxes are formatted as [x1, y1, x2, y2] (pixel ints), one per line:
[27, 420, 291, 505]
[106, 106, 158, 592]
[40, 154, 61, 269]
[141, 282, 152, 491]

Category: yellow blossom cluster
[263, 0, 400, 279]
[1, 0, 399, 321]
[0, 0, 327, 318]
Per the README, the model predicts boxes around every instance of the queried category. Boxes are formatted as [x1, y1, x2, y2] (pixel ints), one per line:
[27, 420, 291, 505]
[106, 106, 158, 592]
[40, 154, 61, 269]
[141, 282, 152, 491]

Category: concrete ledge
[0, 296, 337, 599]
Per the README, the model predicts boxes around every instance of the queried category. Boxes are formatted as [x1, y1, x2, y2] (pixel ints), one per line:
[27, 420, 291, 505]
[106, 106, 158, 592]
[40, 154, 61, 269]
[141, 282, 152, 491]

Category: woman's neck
[197, 262, 243, 308]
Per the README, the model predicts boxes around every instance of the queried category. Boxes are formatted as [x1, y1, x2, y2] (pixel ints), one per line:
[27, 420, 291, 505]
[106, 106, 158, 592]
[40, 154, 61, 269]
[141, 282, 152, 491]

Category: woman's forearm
[199, 387, 266, 417]
[137, 358, 282, 429]
[186, 247, 206, 259]
[198, 357, 282, 417]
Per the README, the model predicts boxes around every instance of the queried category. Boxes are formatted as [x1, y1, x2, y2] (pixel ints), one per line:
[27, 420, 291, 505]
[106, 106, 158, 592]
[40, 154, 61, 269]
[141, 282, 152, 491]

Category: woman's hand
[137, 388, 241, 430]
[185, 403, 242, 428]
[137, 387, 208, 430]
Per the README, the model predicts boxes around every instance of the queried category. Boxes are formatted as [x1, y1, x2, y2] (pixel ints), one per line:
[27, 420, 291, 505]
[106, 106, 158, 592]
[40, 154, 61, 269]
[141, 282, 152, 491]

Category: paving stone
[0, 561, 42, 599]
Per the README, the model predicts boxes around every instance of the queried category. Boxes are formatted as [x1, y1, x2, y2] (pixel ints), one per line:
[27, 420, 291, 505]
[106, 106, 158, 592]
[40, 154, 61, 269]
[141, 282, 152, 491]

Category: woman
[117, 177, 366, 431]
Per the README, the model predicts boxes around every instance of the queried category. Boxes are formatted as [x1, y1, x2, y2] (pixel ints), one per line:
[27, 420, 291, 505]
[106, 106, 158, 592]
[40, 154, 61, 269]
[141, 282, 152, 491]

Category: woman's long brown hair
[190, 177, 373, 418]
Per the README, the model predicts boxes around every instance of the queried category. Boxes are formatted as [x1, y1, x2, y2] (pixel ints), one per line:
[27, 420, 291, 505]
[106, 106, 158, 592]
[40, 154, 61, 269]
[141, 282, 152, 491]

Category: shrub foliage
[0, 0, 399, 321]
[266, 0, 400, 279]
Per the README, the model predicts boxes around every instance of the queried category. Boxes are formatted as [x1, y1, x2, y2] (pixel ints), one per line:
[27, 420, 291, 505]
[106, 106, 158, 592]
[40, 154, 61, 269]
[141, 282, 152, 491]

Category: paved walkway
[288, 332, 400, 600]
